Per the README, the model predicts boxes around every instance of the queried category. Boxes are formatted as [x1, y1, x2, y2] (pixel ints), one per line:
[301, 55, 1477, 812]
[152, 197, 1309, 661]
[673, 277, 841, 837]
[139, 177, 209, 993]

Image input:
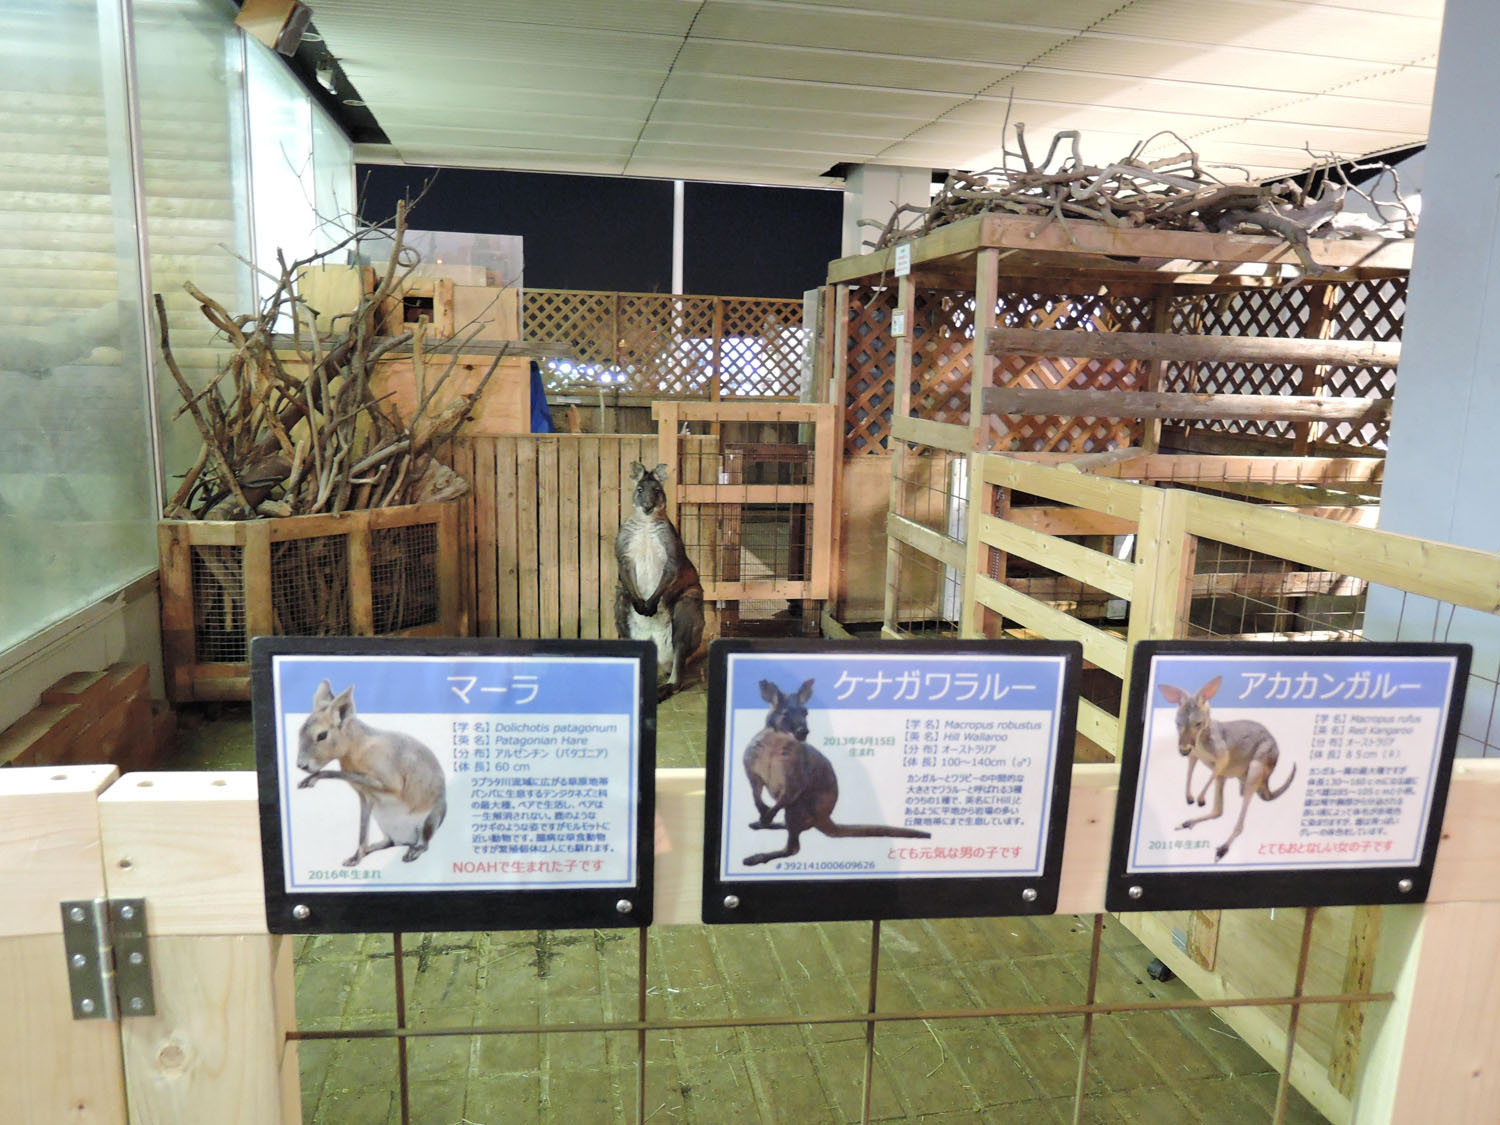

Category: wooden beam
[986, 327, 1400, 369]
[972, 573, 1128, 676]
[1098, 453, 1384, 488]
[981, 386, 1391, 426]
[886, 513, 966, 571]
[978, 513, 1135, 599]
[890, 413, 972, 453]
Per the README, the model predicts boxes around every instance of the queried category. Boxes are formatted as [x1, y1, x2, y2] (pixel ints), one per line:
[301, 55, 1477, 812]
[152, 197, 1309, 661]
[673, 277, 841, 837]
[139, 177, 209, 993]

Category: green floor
[173, 683, 1330, 1124]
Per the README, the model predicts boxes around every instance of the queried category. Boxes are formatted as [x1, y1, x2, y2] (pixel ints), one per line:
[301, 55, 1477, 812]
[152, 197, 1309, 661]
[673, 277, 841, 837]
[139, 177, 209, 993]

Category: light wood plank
[495, 438, 521, 638]
[558, 438, 580, 639]
[474, 437, 498, 637]
[1075, 697, 1119, 757]
[981, 454, 1148, 519]
[676, 483, 814, 504]
[578, 439, 601, 639]
[978, 513, 1134, 598]
[986, 326, 1400, 369]
[886, 513, 966, 570]
[982, 386, 1391, 425]
[346, 523, 373, 634]
[972, 573, 1128, 676]
[516, 438, 541, 638]
[890, 413, 972, 453]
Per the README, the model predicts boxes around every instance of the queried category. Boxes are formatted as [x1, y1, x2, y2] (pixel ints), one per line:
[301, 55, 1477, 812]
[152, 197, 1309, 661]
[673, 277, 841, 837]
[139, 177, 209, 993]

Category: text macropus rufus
[741, 679, 930, 866]
[615, 461, 705, 699]
[296, 680, 447, 867]
[1159, 676, 1296, 861]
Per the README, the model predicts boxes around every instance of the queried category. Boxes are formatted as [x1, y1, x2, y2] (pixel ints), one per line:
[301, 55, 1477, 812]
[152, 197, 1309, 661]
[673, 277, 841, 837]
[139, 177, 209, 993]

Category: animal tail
[823, 823, 931, 839]
[1262, 761, 1297, 801]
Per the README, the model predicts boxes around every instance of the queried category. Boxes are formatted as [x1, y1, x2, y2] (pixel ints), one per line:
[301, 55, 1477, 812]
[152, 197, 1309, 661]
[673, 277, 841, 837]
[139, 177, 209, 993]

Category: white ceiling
[311, 0, 1445, 188]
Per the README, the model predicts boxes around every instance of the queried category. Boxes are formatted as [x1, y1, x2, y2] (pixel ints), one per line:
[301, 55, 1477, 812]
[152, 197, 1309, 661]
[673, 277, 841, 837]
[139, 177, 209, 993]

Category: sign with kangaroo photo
[1106, 640, 1470, 912]
[251, 637, 656, 933]
[701, 638, 1081, 924]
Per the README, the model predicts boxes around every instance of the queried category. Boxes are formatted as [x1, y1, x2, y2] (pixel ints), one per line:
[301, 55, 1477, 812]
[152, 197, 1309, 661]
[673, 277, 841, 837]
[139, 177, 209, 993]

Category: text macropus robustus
[296, 680, 447, 867]
[1159, 675, 1296, 861]
[740, 678, 930, 866]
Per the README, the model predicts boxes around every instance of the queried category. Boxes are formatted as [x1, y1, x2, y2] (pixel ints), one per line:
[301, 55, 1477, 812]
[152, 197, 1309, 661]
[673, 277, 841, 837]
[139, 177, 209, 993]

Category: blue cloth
[529, 360, 555, 433]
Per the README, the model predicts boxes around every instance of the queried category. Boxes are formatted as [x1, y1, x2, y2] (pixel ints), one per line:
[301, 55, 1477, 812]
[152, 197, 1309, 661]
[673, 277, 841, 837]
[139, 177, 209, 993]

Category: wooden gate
[451, 434, 655, 639]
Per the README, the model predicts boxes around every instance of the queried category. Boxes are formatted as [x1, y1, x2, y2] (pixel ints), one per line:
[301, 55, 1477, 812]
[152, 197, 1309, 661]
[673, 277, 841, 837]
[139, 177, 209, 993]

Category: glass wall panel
[133, 0, 253, 484]
[0, 0, 158, 650]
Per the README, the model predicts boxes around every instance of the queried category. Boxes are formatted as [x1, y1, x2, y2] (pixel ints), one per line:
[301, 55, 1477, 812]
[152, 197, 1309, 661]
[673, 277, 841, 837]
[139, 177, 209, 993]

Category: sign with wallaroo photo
[1106, 640, 1470, 913]
[701, 638, 1081, 924]
[251, 636, 656, 933]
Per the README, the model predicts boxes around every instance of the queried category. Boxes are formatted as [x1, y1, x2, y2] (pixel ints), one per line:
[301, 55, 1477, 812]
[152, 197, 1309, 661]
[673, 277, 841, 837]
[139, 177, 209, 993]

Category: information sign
[252, 637, 655, 932]
[702, 638, 1080, 924]
[1107, 641, 1470, 911]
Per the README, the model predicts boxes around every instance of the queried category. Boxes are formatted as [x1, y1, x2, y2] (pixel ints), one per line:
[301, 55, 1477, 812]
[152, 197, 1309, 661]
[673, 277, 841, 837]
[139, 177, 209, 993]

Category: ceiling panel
[310, 0, 1445, 189]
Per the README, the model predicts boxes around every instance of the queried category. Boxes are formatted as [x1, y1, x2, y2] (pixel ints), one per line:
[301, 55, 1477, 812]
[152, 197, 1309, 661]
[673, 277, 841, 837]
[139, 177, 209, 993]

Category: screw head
[1128, 885, 1144, 900]
[291, 904, 311, 921]
[1021, 888, 1038, 903]
[1398, 878, 1414, 894]
[70, 953, 87, 969]
[129, 996, 145, 1012]
[129, 951, 145, 966]
[723, 895, 740, 910]
[80, 998, 95, 1014]
[118, 904, 135, 921]
[69, 906, 85, 923]
[615, 899, 633, 915]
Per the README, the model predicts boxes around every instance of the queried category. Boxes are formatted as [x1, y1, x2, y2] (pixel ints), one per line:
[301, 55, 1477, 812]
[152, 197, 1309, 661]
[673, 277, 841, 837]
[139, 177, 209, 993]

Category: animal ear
[628, 461, 646, 482]
[796, 679, 814, 704]
[313, 679, 334, 707]
[1199, 676, 1223, 701]
[759, 680, 780, 704]
[652, 463, 670, 482]
[1158, 683, 1185, 704]
[331, 684, 355, 723]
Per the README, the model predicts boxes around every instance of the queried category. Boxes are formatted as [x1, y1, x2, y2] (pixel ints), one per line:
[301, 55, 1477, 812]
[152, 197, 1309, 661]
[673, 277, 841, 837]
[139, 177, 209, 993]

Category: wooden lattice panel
[719, 297, 805, 398]
[993, 290, 1153, 453]
[844, 286, 896, 454]
[524, 289, 616, 367]
[911, 290, 974, 428]
[1321, 278, 1403, 448]
[1165, 287, 1314, 442]
[526, 290, 803, 398]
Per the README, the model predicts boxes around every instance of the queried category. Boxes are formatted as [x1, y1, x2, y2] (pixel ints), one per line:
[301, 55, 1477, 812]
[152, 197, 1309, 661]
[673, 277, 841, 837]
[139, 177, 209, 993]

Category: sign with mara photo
[1106, 640, 1470, 912]
[702, 638, 1081, 924]
[252, 636, 655, 932]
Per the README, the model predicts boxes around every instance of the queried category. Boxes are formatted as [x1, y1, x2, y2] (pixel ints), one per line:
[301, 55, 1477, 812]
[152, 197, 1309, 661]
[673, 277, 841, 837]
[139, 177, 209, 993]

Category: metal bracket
[60, 898, 155, 1020]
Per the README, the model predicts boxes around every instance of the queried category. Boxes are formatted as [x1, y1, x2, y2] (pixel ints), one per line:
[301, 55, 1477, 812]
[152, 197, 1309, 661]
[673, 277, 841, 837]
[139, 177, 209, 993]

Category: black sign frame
[251, 635, 656, 933]
[701, 637, 1081, 925]
[1106, 639, 1471, 913]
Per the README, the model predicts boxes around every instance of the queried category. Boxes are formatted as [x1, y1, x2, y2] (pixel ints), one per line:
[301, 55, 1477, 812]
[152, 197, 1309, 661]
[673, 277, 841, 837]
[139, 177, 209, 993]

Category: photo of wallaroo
[1160, 676, 1297, 862]
[741, 679, 931, 866]
[295, 680, 448, 868]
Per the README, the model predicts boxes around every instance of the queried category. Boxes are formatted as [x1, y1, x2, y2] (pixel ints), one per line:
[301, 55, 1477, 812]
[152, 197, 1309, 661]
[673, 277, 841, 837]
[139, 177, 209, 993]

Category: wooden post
[0, 765, 126, 1122]
[960, 249, 1001, 638]
[831, 285, 850, 411]
[882, 275, 916, 634]
[1124, 487, 1195, 753]
[1141, 295, 1173, 454]
[99, 772, 298, 1123]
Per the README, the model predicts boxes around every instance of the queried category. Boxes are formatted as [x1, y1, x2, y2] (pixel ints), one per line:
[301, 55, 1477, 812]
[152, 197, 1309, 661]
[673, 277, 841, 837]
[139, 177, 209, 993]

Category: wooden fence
[451, 434, 654, 639]
[880, 450, 1500, 1123]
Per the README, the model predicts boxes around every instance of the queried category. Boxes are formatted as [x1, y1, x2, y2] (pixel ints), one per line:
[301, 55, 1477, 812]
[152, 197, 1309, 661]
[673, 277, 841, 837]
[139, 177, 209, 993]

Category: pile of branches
[158, 198, 505, 520]
[868, 126, 1418, 274]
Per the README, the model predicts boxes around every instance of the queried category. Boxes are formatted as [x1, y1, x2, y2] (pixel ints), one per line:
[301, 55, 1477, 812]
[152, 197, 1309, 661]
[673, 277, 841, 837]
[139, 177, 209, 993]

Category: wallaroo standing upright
[615, 461, 705, 699]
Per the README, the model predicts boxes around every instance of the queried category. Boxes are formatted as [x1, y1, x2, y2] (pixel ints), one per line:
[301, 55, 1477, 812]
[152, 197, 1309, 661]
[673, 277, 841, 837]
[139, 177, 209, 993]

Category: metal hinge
[60, 898, 155, 1020]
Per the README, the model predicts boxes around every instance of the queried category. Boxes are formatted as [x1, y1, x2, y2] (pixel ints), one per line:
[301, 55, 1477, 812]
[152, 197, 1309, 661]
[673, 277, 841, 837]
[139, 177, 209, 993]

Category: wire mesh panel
[270, 535, 350, 637]
[1186, 536, 1366, 643]
[371, 522, 441, 633]
[190, 544, 246, 663]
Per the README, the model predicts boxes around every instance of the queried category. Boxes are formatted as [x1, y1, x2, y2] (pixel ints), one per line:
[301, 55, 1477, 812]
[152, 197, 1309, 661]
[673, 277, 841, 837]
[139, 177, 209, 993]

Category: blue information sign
[252, 637, 656, 933]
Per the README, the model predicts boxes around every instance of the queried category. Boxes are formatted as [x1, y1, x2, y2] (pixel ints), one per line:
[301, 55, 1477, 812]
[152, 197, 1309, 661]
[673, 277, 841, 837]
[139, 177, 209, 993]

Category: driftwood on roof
[156, 197, 510, 520]
[866, 126, 1418, 276]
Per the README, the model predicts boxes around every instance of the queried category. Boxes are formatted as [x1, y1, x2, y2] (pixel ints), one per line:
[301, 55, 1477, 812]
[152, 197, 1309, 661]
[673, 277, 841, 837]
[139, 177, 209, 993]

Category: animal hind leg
[668, 593, 705, 690]
[1178, 777, 1226, 831]
[744, 808, 808, 866]
[1215, 762, 1268, 861]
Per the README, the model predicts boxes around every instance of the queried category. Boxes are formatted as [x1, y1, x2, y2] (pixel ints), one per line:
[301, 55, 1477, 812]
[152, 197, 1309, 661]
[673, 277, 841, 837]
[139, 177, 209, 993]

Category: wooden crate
[157, 503, 460, 702]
